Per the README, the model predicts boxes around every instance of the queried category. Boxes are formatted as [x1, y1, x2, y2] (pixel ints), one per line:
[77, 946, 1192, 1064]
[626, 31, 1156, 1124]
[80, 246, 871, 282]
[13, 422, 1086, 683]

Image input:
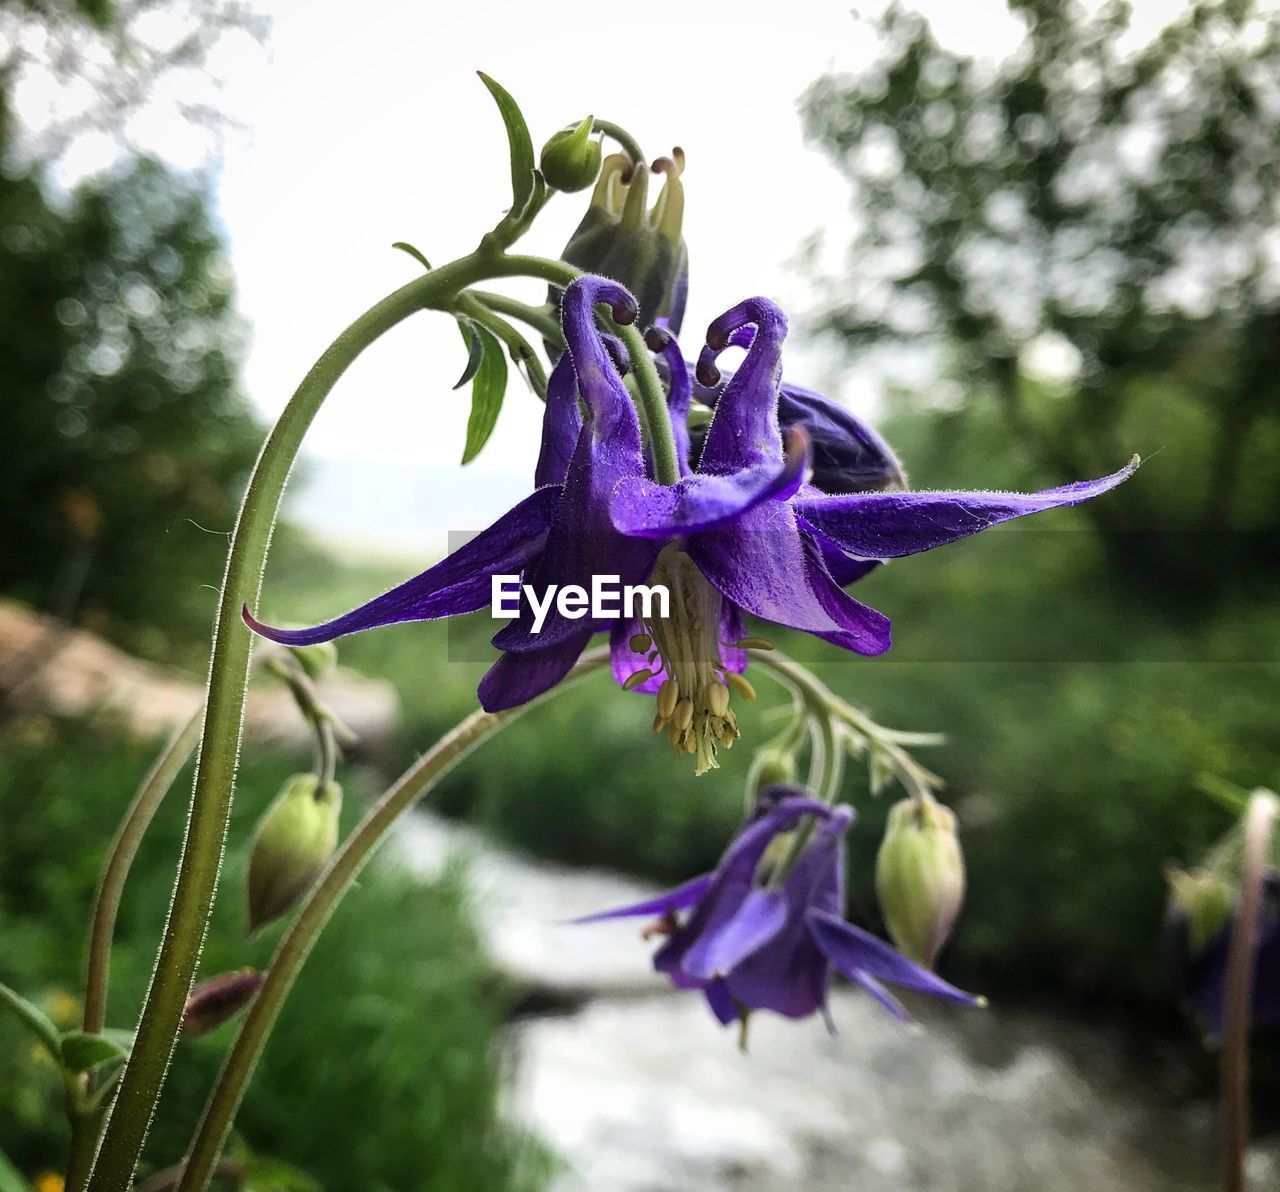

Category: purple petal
[656, 796, 832, 983]
[612, 427, 810, 539]
[684, 889, 789, 981]
[689, 504, 883, 642]
[704, 979, 738, 1026]
[244, 487, 558, 647]
[697, 298, 788, 473]
[493, 277, 659, 653]
[806, 524, 883, 586]
[570, 873, 714, 925]
[800, 534, 893, 656]
[807, 909, 982, 1008]
[778, 383, 907, 494]
[476, 629, 593, 712]
[723, 809, 852, 1020]
[534, 353, 583, 488]
[794, 458, 1140, 560]
[848, 971, 914, 1023]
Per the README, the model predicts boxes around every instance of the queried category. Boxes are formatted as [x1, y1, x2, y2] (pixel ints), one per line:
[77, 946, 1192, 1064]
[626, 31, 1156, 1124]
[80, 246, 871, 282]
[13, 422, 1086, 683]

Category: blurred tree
[0, 0, 265, 657]
[803, 0, 1280, 604]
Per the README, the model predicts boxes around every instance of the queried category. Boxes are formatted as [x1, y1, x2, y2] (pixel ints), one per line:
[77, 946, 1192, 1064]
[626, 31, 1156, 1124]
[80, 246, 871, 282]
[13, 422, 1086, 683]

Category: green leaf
[59, 1029, 130, 1072]
[0, 981, 61, 1061]
[477, 72, 536, 216]
[0, 1146, 32, 1192]
[461, 325, 507, 465]
[453, 320, 485, 391]
[391, 241, 432, 271]
[242, 1155, 322, 1192]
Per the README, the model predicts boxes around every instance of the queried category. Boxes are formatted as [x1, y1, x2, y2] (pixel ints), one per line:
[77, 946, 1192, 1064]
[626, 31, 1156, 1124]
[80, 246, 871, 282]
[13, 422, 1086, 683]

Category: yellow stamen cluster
[627, 548, 766, 774]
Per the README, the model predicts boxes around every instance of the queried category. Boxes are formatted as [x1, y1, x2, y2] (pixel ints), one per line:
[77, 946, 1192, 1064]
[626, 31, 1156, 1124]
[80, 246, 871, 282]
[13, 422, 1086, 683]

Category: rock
[0, 597, 399, 752]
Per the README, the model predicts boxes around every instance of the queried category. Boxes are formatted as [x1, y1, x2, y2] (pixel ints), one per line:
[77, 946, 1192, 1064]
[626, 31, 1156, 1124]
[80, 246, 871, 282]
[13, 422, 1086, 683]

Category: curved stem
[1221, 789, 1278, 1192]
[87, 248, 581, 1191]
[471, 291, 564, 348]
[83, 711, 203, 1037]
[177, 648, 611, 1190]
[592, 119, 645, 166]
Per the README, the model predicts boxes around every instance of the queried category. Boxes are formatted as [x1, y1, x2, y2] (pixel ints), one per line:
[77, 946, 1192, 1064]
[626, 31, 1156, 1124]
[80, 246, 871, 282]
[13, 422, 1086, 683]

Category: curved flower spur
[245, 275, 1138, 773]
[574, 787, 982, 1031]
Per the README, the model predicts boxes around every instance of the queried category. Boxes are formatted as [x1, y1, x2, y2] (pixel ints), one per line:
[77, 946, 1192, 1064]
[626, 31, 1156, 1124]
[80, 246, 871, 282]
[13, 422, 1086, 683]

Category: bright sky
[13, 0, 1190, 548]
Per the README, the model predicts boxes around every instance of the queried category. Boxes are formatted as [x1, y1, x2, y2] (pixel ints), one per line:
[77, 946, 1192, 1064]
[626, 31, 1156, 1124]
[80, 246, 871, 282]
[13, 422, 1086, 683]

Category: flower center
[628, 546, 747, 775]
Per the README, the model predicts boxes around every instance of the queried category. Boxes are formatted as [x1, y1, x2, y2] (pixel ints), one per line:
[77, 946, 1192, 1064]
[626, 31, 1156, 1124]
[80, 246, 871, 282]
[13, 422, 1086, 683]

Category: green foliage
[0, 716, 550, 1191]
[0, 150, 262, 659]
[802, 0, 1280, 601]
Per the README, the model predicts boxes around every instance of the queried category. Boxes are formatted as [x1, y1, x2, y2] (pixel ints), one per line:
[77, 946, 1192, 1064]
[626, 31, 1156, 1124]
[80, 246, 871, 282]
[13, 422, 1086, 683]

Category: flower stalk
[85, 248, 602, 1191]
[175, 647, 611, 1191]
[1221, 788, 1279, 1192]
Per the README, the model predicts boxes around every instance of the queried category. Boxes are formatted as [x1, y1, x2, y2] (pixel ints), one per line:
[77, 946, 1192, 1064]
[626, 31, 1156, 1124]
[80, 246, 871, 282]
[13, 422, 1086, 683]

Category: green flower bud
[1166, 866, 1235, 955]
[876, 794, 966, 969]
[247, 774, 341, 933]
[182, 969, 264, 1037]
[288, 640, 337, 683]
[554, 149, 689, 332]
[745, 745, 797, 808]
[540, 116, 602, 193]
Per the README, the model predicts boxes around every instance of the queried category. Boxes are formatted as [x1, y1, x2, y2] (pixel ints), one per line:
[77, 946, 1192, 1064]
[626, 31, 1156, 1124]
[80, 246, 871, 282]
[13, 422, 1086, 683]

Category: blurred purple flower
[576, 787, 981, 1028]
[1172, 871, 1280, 1036]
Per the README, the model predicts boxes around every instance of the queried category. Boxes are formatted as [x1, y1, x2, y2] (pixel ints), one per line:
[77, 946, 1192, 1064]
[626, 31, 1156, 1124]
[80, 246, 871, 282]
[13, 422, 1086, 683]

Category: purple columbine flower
[245, 274, 1136, 772]
[575, 787, 981, 1029]
[1171, 871, 1280, 1037]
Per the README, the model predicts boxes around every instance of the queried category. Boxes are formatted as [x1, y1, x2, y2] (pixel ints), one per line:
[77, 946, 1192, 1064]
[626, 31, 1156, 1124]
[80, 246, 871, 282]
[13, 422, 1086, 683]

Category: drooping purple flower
[244, 275, 1136, 772]
[575, 787, 981, 1029]
[1170, 871, 1280, 1037]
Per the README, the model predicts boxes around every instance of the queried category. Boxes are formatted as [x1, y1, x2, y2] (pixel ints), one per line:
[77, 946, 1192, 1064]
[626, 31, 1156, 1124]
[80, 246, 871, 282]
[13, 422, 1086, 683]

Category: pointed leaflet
[461, 323, 508, 464]
[60, 1028, 132, 1072]
[0, 979, 60, 1059]
[477, 72, 536, 217]
[453, 319, 485, 390]
[391, 240, 432, 271]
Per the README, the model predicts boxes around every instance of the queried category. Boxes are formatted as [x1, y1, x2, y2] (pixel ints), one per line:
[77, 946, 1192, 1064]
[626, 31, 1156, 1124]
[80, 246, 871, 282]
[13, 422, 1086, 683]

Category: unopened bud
[746, 746, 797, 807]
[288, 640, 337, 682]
[876, 794, 966, 968]
[540, 116, 602, 193]
[1166, 866, 1235, 956]
[182, 969, 264, 1037]
[247, 774, 341, 933]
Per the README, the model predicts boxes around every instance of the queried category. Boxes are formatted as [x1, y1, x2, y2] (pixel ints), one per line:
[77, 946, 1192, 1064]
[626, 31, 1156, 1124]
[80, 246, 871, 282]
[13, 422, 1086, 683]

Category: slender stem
[87, 248, 578, 1191]
[64, 1076, 97, 1192]
[592, 119, 645, 166]
[83, 712, 204, 1038]
[176, 648, 611, 1191]
[471, 291, 563, 348]
[1221, 789, 1278, 1192]
[616, 322, 682, 485]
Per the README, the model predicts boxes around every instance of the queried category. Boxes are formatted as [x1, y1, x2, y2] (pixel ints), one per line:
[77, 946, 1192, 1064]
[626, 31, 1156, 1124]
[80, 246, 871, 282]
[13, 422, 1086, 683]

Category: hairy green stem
[83, 712, 204, 1038]
[471, 290, 563, 348]
[616, 322, 682, 485]
[86, 248, 587, 1191]
[592, 118, 645, 166]
[1221, 789, 1278, 1192]
[176, 648, 612, 1190]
